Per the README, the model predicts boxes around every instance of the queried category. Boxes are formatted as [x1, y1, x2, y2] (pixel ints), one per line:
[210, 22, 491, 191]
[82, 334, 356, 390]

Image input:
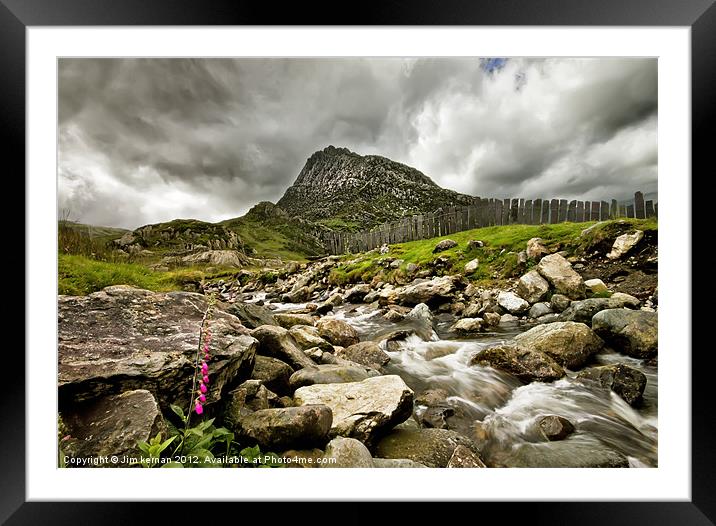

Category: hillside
[277, 146, 477, 230]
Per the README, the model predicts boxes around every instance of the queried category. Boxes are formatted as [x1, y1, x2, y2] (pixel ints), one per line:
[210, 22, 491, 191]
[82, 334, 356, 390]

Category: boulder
[58, 286, 256, 410]
[467, 240, 484, 250]
[610, 292, 641, 309]
[483, 312, 501, 326]
[499, 313, 520, 324]
[536, 253, 586, 299]
[228, 303, 278, 329]
[464, 258, 479, 274]
[433, 239, 458, 253]
[528, 302, 553, 319]
[451, 318, 484, 334]
[446, 444, 487, 468]
[320, 437, 373, 468]
[396, 276, 458, 306]
[373, 458, 428, 468]
[344, 284, 371, 303]
[513, 321, 604, 369]
[591, 309, 658, 358]
[517, 271, 550, 304]
[274, 313, 315, 329]
[405, 302, 434, 325]
[584, 278, 609, 295]
[538, 415, 575, 441]
[374, 428, 483, 468]
[560, 297, 638, 325]
[526, 237, 549, 260]
[315, 303, 333, 315]
[326, 293, 344, 306]
[383, 309, 406, 323]
[281, 286, 311, 303]
[223, 380, 272, 425]
[469, 345, 565, 383]
[231, 405, 332, 451]
[293, 375, 414, 446]
[250, 325, 316, 370]
[60, 389, 165, 466]
[577, 363, 647, 406]
[316, 318, 360, 347]
[289, 325, 334, 351]
[250, 356, 294, 396]
[336, 341, 390, 370]
[495, 439, 629, 468]
[288, 364, 376, 390]
[607, 230, 644, 259]
[497, 291, 530, 315]
[550, 293, 572, 313]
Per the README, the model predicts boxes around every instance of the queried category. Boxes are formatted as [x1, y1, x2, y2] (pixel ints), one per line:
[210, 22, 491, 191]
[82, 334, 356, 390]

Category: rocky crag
[277, 146, 477, 230]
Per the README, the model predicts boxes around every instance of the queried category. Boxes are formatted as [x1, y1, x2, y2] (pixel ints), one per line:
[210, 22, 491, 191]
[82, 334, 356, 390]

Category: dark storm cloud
[58, 57, 657, 229]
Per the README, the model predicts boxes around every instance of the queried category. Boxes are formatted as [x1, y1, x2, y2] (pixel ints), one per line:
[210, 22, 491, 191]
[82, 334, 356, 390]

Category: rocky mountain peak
[277, 146, 476, 230]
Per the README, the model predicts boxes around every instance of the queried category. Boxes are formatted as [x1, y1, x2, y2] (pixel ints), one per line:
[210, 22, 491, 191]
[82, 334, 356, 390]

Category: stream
[255, 295, 658, 468]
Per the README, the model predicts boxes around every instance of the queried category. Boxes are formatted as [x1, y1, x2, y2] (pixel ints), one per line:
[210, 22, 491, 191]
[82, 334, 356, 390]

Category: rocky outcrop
[451, 318, 484, 334]
[536, 253, 586, 299]
[513, 322, 604, 370]
[61, 389, 165, 466]
[181, 249, 248, 267]
[526, 237, 549, 260]
[316, 318, 360, 347]
[559, 295, 639, 325]
[231, 405, 333, 451]
[274, 313, 316, 329]
[374, 428, 483, 468]
[276, 146, 476, 230]
[58, 286, 257, 410]
[591, 309, 658, 358]
[446, 444, 487, 468]
[470, 345, 565, 383]
[293, 375, 414, 446]
[577, 364, 647, 406]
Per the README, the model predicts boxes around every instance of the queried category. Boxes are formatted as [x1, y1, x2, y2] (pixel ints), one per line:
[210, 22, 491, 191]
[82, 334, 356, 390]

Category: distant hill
[276, 146, 477, 231]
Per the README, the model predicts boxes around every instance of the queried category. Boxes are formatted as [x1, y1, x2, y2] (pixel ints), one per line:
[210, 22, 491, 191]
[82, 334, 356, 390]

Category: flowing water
[263, 298, 658, 468]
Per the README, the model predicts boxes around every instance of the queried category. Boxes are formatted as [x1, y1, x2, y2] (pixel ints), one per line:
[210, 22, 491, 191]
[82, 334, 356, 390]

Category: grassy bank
[329, 218, 657, 286]
[58, 254, 246, 296]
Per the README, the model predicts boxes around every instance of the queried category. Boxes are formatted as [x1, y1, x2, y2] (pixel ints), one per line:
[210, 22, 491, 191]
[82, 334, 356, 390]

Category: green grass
[328, 218, 657, 286]
[58, 254, 247, 296]
[228, 219, 312, 262]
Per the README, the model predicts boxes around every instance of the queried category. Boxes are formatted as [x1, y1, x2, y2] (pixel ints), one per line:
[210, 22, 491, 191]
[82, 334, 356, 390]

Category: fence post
[645, 200, 655, 218]
[610, 199, 619, 219]
[549, 199, 558, 223]
[600, 201, 609, 221]
[590, 201, 600, 221]
[566, 200, 576, 222]
[634, 191, 646, 219]
[626, 204, 635, 218]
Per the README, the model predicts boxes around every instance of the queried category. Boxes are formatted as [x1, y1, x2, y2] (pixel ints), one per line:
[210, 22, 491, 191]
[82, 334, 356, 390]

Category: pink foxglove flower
[194, 402, 203, 415]
[199, 382, 207, 394]
[199, 394, 206, 403]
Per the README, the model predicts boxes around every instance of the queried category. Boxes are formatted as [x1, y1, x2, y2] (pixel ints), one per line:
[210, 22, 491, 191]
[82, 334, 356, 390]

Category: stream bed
[262, 297, 657, 468]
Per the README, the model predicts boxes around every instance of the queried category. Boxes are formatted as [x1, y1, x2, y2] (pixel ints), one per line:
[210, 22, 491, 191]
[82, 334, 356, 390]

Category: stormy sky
[58, 57, 657, 229]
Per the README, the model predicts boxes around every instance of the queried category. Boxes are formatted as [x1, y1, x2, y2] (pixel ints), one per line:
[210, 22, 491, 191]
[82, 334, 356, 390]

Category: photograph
[56, 56, 659, 470]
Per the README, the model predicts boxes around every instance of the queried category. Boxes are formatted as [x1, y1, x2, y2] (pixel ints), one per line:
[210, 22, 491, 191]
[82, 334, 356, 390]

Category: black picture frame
[7, 0, 712, 522]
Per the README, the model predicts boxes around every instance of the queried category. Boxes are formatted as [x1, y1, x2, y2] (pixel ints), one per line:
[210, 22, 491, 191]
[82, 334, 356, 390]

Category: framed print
[8, 0, 713, 522]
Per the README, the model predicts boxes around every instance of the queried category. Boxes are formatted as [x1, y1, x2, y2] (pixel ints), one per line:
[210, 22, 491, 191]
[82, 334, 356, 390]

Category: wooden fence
[319, 191, 656, 255]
